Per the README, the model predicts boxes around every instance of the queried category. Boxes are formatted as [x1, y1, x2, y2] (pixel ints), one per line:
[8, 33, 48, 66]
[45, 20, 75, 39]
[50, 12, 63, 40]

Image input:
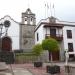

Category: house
[35, 16, 75, 61]
[0, 15, 20, 51]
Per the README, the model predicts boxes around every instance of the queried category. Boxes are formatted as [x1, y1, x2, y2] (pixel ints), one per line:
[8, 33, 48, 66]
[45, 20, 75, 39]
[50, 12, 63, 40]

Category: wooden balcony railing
[45, 34, 63, 41]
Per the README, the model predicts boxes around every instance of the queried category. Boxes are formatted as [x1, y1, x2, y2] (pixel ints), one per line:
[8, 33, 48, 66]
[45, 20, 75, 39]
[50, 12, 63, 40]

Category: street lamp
[0, 20, 13, 74]
[0, 23, 3, 51]
[0, 20, 10, 51]
[0, 23, 3, 36]
[4, 20, 10, 35]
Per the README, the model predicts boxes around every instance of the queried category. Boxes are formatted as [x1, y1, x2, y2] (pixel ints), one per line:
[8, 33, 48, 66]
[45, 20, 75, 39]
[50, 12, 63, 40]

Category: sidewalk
[8, 63, 62, 75]
[10, 64, 48, 75]
[0, 67, 34, 75]
[1, 62, 75, 75]
[12, 68, 33, 75]
[10, 62, 75, 75]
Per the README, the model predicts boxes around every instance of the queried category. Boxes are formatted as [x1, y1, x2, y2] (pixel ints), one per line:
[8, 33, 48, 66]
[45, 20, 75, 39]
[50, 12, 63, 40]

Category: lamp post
[0, 23, 4, 51]
[0, 20, 14, 74]
[0, 20, 10, 51]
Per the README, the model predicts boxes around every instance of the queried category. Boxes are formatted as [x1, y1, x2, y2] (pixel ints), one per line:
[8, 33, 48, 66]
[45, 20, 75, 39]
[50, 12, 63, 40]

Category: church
[0, 15, 20, 51]
[0, 8, 36, 52]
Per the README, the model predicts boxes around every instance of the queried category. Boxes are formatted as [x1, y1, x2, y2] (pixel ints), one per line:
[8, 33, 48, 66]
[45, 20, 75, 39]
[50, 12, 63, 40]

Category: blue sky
[0, 0, 75, 23]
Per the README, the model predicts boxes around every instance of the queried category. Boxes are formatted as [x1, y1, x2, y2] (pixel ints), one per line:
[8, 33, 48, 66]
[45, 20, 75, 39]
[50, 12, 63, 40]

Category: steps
[0, 62, 9, 71]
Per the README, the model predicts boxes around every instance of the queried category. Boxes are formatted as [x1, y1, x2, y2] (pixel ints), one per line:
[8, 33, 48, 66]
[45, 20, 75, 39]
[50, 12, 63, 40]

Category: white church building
[0, 8, 35, 52]
[35, 16, 75, 61]
[0, 15, 20, 51]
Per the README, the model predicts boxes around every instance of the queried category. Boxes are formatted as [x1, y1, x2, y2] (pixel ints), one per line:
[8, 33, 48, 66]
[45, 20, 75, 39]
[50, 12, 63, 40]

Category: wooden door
[52, 51, 59, 61]
[50, 28, 56, 37]
[49, 51, 59, 61]
[2, 37, 12, 51]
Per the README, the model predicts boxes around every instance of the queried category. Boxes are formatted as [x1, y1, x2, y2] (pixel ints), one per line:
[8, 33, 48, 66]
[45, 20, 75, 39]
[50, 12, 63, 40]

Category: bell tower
[22, 8, 36, 25]
[20, 8, 36, 52]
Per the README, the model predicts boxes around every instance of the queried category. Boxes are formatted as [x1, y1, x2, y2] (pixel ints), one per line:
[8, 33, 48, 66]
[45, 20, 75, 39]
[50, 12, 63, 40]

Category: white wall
[63, 26, 75, 52]
[0, 16, 20, 50]
[35, 24, 44, 44]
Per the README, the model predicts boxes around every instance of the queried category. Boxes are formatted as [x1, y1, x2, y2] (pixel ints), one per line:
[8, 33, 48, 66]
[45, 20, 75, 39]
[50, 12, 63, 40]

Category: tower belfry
[22, 8, 36, 25]
[20, 8, 36, 52]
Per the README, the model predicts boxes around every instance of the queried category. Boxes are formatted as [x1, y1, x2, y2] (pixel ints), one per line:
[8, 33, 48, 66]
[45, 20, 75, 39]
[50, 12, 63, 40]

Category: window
[31, 18, 33, 21]
[50, 28, 56, 36]
[67, 30, 72, 38]
[30, 18, 33, 25]
[68, 43, 74, 58]
[37, 33, 39, 41]
[68, 43, 73, 52]
[24, 17, 27, 24]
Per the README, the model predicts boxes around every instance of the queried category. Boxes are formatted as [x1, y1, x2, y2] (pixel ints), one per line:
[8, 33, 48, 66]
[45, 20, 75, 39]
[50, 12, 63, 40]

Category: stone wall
[20, 24, 35, 52]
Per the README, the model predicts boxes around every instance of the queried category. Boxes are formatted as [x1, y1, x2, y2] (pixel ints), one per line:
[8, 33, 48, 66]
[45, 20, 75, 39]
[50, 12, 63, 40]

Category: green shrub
[15, 52, 39, 63]
[32, 44, 43, 56]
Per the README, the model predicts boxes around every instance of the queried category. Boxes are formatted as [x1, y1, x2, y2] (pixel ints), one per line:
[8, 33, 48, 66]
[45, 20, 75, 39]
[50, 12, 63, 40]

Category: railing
[0, 51, 49, 64]
[45, 34, 63, 41]
[15, 52, 43, 64]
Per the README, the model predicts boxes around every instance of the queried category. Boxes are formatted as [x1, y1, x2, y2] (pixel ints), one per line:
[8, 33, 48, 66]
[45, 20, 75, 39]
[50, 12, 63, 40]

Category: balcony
[45, 34, 63, 41]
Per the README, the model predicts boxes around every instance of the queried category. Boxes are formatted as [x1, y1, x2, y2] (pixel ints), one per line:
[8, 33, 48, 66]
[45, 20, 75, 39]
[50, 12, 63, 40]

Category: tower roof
[25, 8, 33, 14]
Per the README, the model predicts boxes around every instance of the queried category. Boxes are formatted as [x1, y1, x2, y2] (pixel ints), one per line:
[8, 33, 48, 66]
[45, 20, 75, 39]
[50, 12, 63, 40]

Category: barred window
[68, 43, 73, 52]
[67, 30, 72, 38]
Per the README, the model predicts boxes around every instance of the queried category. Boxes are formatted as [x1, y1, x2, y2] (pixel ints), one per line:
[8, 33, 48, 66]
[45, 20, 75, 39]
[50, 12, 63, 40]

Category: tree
[32, 44, 43, 67]
[42, 38, 59, 62]
[32, 44, 43, 56]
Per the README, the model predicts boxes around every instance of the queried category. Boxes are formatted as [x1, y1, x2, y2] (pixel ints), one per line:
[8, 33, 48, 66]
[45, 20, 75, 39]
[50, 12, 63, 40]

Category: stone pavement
[1, 62, 75, 75]
[0, 62, 9, 71]
[0, 63, 33, 75]
[0, 67, 33, 75]
[12, 68, 33, 75]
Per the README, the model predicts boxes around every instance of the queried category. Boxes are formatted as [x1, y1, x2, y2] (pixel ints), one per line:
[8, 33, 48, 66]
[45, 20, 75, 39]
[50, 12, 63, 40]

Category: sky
[0, 0, 75, 23]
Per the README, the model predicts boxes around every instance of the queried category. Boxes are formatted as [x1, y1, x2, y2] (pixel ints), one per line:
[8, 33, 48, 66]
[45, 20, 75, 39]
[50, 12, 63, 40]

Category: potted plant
[32, 44, 43, 67]
[42, 38, 60, 74]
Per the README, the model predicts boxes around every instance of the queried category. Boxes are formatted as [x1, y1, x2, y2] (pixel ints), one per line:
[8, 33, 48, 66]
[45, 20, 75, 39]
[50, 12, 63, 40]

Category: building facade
[0, 8, 36, 52]
[20, 8, 36, 52]
[0, 8, 75, 62]
[35, 16, 75, 61]
[0, 15, 20, 51]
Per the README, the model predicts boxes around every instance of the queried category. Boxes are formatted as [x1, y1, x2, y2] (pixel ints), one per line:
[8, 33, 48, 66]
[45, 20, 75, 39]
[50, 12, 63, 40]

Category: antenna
[53, 3, 56, 17]
[50, 2, 52, 17]
[50, 2, 56, 18]
[45, 3, 46, 18]
[44, 2, 49, 18]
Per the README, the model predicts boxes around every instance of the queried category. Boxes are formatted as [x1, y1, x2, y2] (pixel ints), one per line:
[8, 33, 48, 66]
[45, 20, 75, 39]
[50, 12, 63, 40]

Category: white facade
[63, 26, 75, 51]
[0, 15, 20, 50]
[35, 24, 44, 44]
[35, 17, 75, 61]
